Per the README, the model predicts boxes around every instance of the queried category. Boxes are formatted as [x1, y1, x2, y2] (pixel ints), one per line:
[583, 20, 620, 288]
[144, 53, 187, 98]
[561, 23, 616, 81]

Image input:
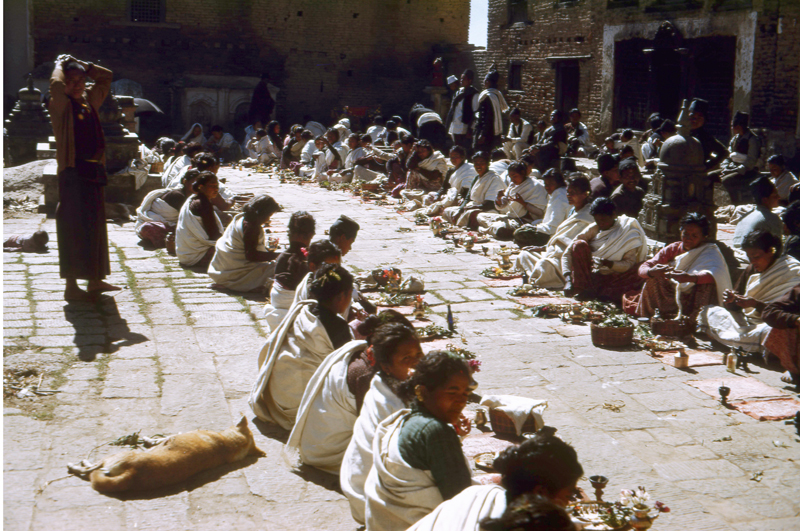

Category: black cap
[619, 157, 638, 172]
[689, 98, 709, 116]
[732, 111, 749, 127]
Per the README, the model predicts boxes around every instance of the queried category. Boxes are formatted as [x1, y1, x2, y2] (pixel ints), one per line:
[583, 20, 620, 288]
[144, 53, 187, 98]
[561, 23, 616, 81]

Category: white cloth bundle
[207, 213, 275, 292]
[480, 395, 548, 436]
[340, 373, 406, 525]
[365, 410, 443, 531]
[249, 301, 339, 430]
[263, 283, 297, 332]
[417, 112, 443, 128]
[175, 198, 222, 266]
[284, 340, 367, 474]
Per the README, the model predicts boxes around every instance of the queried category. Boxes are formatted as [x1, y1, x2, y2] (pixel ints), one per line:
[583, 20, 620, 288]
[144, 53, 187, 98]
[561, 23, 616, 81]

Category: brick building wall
[30, 0, 469, 136]
[481, 0, 799, 153]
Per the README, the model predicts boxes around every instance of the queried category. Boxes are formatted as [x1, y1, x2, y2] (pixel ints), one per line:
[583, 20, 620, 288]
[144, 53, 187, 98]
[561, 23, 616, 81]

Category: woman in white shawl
[424, 145, 477, 216]
[328, 133, 363, 184]
[634, 213, 732, 320]
[208, 195, 281, 292]
[699, 230, 800, 353]
[364, 352, 474, 531]
[181, 122, 206, 146]
[443, 151, 505, 228]
[161, 142, 202, 188]
[512, 170, 570, 247]
[407, 427, 583, 531]
[562, 197, 648, 303]
[402, 139, 449, 202]
[285, 314, 418, 475]
[340, 326, 425, 525]
[477, 161, 548, 238]
[317, 129, 349, 182]
[175, 172, 223, 267]
[250, 264, 355, 430]
[515, 175, 594, 289]
[135, 169, 198, 248]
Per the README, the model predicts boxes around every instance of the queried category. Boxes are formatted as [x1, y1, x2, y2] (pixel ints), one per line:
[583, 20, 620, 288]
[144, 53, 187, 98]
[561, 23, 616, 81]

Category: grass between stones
[154, 250, 196, 326]
[112, 244, 153, 327]
[152, 354, 164, 397]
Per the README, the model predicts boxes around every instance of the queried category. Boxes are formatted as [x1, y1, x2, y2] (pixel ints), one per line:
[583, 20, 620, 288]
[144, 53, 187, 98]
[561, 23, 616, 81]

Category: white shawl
[469, 171, 506, 204]
[407, 485, 507, 531]
[292, 272, 313, 307]
[417, 112, 443, 127]
[326, 141, 350, 169]
[180, 122, 206, 144]
[161, 154, 190, 188]
[743, 255, 800, 320]
[449, 163, 478, 192]
[263, 283, 297, 332]
[516, 204, 594, 288]
[590, 215, 649, 263]
[134, 189, 180, 235]
[340, 373, 406, 525]
[418, 150, 449, 177]
[529, 187, 570, 235]
[284, 340, 367, 474]
[207, 214, 275, 292]
[365, 410, 442, 531]
[345, 146, 365, 170]
[773, 170, 798, 200]
[497, 178, 547, 218]
[249, 301, 338, 430]
[175, 198, 222, 266]
[672, 243, 732, 306]
[477, 88, 509, 135]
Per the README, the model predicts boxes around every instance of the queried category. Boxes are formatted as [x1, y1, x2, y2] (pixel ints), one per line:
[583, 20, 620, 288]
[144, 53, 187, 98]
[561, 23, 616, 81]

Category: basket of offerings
[489, 408, 538, 437]
[480, 267, 521, 280]
[590, 315, 634, 348]
[650, 317, 693, 338]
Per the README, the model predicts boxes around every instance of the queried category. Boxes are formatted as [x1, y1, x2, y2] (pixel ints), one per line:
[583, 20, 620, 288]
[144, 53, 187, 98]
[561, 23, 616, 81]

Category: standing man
[445, 69, 479, 154]
[49, 55, 121, 301]
[473, 68, 509, 154]
[688, 98, 729, 172]
[501, 108, 533, 160]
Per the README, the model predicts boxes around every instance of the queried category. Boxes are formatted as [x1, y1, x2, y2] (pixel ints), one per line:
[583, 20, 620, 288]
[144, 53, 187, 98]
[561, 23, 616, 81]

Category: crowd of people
[49, 56, 799, 530]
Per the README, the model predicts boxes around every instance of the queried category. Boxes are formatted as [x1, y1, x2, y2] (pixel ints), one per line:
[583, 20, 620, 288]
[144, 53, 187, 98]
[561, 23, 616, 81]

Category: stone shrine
[638, 99, 713, 242]
[3, 75, 52, 166]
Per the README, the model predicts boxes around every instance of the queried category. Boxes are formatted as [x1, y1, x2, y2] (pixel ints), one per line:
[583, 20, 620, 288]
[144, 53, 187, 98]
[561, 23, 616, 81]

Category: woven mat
[687, 376, 786, 401]
[515, 295, 575, 307]
[480, 277, 523, 287]
[651, 349, 724, 368]
[734, 397, 800, 421]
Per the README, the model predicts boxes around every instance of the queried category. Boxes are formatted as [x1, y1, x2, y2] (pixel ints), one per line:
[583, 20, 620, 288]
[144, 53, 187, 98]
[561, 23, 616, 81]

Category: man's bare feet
[64, 285, 95, 302]
[86, 281, 123, 293]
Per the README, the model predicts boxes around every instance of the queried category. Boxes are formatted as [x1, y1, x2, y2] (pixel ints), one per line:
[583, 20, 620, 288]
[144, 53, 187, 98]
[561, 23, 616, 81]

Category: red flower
[301, 247, 308, 257]
[365, 346, 376, 367]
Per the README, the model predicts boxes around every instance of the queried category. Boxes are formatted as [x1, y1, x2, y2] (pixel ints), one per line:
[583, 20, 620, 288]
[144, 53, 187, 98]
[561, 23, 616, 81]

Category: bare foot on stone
[87, 281, 123, 293]
[64, 285, 95, 302]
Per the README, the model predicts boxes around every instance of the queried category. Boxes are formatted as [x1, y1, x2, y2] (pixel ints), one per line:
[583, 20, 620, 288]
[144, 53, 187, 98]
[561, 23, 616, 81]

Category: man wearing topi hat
[445, 69, 479, 154]
[688, 98, 729, 172]
[718, 111, 762, 205]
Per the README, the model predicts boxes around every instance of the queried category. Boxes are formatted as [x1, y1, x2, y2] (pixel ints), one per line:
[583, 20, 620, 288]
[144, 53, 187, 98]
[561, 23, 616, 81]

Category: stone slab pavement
[4, 166, 800, 531]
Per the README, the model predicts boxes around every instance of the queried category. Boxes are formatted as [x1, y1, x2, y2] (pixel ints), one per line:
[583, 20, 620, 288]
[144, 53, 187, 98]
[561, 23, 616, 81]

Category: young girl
[249, 264, 354, 430]
[408, 426, 583, 531]
[208, 194, 281, 292]
[291, 239, 342, 306]
[175, 171, 223, 268]
[263, 211, 316, 331]
[364, 351, 473, 531]
[340, 328, 425, 525]
[285, 313, 417, 474]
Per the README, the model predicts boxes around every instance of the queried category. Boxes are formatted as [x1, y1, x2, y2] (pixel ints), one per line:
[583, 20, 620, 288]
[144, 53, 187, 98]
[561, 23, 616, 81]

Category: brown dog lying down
[67, 416, 265, 493]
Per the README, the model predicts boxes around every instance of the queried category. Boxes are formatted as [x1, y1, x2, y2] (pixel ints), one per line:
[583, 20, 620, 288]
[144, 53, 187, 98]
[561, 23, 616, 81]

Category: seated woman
[634, 213, 732, 319]
[265, 120, 284, 162]
[161, 142, 202, 188]
[169, 152, 235, 213]
[364, 352, 473, 531]
[768, 154, 798, 204]
[340, 337, 426, 526]
[762, 284, 800, 386]
[480, 494, 574, 531]
[180, 123, 206, 147]
[208, 194, 281, 292]
[328, 133, 364, 184]
[136, 169, 199, 248]
[285, 315, 419, 475]
[402, 139, 449, 200]
[562, 197, 648, 302]
[291, 239, 343, 309]
[323, 128, 350, 178]
[408, 426, 583, 531]
[281, 125, 308, 169]
[263, 211, 316, 331]
[293, 129, 316, 174]
[443, 151, 505, 228]
[699, 230, 800, 354]
[246, 129, 273, 164]
[423, 145, 477, 216]
[175, 171, 223, 268]
[732, 177, 783, 250]
[512, 169, 570, 247]
[204, 125, 242, 162]
[250, 264, 354, 430]
[515, 176, 594, 289]
[477, 162, 548, 240]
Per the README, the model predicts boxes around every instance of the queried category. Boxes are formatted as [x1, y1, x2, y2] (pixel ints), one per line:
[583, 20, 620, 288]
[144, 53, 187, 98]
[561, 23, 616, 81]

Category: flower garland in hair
[300, 247, 308, 257]
[316, 268, 342, 286]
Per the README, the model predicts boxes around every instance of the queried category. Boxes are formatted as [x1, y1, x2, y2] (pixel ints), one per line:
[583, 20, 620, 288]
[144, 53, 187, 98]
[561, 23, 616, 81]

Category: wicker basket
[489, 408, 538, 437]
[361, 182, 381, 192]
[590, 324, 634, 347]
[651, 318, 692, 338]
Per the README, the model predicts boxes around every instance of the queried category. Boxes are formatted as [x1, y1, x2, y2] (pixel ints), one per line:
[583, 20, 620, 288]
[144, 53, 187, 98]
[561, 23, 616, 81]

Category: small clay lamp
[589, 475, 609, 501]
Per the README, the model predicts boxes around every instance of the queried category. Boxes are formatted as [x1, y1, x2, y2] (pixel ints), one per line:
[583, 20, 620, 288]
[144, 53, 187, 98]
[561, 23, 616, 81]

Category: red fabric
[139, 222, 169, 248]
[570, 240, 645, 304]
[635, 275, 716, 320]
[764, 327, 800, 374]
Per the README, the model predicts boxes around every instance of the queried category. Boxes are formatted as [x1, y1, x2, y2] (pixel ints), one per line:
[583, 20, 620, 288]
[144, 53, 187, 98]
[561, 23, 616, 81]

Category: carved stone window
[508, 0, 529, 25]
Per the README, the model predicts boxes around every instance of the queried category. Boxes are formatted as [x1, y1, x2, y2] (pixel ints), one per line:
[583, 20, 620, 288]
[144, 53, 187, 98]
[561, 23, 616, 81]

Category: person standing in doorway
[49, 55, 122, 301]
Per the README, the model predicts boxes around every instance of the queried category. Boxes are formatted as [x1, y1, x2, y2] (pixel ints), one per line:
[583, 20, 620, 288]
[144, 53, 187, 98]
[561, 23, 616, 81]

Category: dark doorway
[555, 62, 580, 115]
[651, 48, 682, 123]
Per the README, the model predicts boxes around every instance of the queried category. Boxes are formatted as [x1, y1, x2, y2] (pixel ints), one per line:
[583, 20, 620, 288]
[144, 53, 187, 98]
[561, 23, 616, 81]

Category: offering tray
[480, 267, 522, 280]
[569, 501, 625, 530]
[473, 452, 498, 472]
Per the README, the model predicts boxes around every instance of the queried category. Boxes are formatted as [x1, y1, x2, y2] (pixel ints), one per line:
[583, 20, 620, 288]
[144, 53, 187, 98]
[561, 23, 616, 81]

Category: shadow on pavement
[252, 417, 289, 444]
[63, 295, 149, 362]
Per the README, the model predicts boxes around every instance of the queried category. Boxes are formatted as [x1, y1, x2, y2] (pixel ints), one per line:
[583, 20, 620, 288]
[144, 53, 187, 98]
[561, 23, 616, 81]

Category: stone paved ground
[4, 167, 800, 531]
